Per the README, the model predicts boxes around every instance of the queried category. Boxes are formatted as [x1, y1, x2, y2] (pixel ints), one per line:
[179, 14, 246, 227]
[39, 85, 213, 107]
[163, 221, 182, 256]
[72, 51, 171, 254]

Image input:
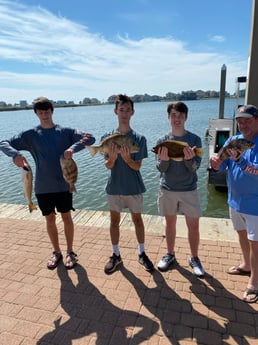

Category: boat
[206, 74, 246, 188]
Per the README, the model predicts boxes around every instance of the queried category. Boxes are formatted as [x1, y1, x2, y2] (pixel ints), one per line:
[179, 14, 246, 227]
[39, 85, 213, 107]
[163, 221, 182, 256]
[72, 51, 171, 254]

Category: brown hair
[115, 94, 134, 110]
[33, 97, 54, 113]
[167, 101, 188, 118]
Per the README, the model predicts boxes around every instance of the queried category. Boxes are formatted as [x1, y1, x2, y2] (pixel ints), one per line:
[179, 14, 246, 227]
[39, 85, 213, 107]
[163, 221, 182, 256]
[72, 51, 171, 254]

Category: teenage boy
[155, 101, 205, 277]
[103, 94, 154, 274]
[0, 97, 95, 270]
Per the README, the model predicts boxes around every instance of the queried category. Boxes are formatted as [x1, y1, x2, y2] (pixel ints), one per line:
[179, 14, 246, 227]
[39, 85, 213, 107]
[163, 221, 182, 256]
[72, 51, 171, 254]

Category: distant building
[20, 100, 28, 107]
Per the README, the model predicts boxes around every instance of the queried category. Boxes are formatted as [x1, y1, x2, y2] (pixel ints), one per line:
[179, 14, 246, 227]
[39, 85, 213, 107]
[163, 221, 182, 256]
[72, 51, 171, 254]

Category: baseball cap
[235, 105, 258, 118]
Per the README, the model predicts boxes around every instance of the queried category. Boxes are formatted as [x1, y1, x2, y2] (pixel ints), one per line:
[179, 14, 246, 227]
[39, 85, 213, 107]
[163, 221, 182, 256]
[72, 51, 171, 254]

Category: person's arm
[104, 142, 118, 169]
[156, 146, 170, 172]
[70, 130, 96, 153]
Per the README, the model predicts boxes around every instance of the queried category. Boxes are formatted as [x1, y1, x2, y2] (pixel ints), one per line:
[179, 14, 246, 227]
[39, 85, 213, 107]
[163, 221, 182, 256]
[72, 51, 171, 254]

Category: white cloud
[0, 0, 248, 104]
[210, 35, 226, 43]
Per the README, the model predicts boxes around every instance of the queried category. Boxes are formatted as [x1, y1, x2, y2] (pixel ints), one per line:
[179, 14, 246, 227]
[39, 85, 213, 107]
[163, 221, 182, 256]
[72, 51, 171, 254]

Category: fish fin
[70, 185, 77, 193]
[171, 157, 184, 161]
[86, 146, 97, 157]
[29, 203, 37, 213]
[195, 148, 203, 157]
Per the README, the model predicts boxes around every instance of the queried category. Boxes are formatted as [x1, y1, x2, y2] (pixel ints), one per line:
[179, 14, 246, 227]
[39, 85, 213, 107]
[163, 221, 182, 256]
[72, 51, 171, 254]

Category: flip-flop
[243, 288, 258, 303]
[227, 265, 251, 276]
[47, 252, 63, 270]
[65, 251, 78, 270]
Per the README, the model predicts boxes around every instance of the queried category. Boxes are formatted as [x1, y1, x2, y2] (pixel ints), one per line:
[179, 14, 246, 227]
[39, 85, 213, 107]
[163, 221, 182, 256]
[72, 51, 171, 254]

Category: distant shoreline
[0, 103, 94, 112]
[0, 96, 238, 113]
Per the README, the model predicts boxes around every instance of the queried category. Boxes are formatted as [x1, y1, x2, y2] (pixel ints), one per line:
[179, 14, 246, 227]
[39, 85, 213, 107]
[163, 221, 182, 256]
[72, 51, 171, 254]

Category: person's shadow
[37, 263, 159, 345]
[120, 264, 226, 344]
[178, 265, 258, 343]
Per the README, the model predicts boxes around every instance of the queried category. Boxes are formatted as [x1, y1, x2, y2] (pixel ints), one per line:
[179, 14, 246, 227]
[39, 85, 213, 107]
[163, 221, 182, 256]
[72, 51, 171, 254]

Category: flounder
[152, 140, 203, 161]
[218, 138, 255, 161]
[86, 133, 139, 157]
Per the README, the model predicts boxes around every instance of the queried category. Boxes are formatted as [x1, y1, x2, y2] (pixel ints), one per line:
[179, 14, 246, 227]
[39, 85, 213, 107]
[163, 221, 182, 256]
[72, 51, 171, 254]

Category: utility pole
[245, 0, 258, 106]
[219, 64, 226, 119]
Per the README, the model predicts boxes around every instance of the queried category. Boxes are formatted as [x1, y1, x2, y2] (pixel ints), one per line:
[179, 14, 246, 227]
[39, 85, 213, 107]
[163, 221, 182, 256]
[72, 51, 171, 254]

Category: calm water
[0, 99, 241, 218]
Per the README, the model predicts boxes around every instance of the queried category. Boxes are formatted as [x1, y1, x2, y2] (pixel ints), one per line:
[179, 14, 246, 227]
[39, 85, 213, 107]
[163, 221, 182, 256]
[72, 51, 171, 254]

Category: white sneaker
[189, 256, 205, 277]
[157, 253, 176, 271]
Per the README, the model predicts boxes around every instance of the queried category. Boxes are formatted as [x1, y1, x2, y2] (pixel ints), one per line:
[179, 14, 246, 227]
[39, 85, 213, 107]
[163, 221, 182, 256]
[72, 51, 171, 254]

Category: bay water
[0, 98, 241, 218]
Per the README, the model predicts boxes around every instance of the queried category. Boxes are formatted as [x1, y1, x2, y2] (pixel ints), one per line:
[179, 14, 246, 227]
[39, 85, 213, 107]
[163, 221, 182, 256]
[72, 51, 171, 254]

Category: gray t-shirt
[156, 131, 202, 192]
[102, 129, 147, 195]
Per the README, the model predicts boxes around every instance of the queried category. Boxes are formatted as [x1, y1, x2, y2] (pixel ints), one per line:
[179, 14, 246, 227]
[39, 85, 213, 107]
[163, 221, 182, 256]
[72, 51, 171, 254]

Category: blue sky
[0, 0, 253, 104]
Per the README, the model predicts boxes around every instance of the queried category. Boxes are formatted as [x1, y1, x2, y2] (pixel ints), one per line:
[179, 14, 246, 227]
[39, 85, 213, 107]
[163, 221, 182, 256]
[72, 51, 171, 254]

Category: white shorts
[107, 194, 143, 213]
[230, 207, 258, 241]
[158, 189, 201, 218]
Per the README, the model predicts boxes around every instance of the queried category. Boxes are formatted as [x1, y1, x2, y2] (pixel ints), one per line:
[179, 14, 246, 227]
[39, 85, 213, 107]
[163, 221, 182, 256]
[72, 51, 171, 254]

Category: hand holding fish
[157, 146, 170, 161]
[183, 146, 196, 160]
[120, 144, 131, 162]
[226, 148, 243, 161]
[63, 148, 74, 159]
[210, 155, 222, 170]
[80, 133, 94, 145]
[13, 154, 28, 168]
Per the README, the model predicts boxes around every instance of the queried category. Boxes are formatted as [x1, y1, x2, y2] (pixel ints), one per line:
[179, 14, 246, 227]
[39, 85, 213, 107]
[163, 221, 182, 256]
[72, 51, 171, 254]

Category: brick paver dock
[0, 204, 257, 344]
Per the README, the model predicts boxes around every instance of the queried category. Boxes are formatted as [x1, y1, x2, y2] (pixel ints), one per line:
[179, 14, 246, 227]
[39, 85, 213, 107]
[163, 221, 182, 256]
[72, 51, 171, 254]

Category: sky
[0, 0, 253, 104]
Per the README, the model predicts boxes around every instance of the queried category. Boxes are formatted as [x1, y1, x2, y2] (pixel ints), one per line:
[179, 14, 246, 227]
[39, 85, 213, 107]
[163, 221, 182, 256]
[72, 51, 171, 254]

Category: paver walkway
[0, 209, 257, 345]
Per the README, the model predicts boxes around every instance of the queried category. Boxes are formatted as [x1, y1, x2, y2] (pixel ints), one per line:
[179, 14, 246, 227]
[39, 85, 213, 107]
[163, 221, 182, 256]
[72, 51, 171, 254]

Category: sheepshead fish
[86, 133, 139, 157]
[219, 138, 255, 161]
[22, 163, 37, 213]
[60, 156, 78, 193]
[152, 140, 203, 161]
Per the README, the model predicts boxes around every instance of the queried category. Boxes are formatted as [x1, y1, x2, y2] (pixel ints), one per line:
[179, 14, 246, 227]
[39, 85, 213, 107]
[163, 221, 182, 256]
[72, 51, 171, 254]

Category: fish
[86, 133, 139, 157]
[151, 140, 203, 161]
[60, 156, 78, 193]
[21, 162, 37, 213]
[218, 138, 255, 161]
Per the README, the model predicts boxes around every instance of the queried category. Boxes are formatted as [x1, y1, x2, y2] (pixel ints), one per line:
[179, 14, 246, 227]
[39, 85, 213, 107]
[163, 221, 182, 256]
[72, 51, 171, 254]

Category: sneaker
[138, 252, 154, 272]
[189, 256, 205, 277]
[157, 253, 176, 272]
[104, 254, 122, 274]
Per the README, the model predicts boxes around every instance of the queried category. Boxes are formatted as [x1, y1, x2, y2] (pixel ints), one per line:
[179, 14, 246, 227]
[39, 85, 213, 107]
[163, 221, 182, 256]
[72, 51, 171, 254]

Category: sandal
[243, 288, 258, 303]
[47, 252, 63, 270]
[65, 251, 78, 269]
[227, 265, 251, 276]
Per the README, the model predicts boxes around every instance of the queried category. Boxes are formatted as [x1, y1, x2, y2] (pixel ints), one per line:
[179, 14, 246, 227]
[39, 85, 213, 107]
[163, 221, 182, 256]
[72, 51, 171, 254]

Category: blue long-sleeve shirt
[215, 134, 258, 215]
[0, 125, 95, 194]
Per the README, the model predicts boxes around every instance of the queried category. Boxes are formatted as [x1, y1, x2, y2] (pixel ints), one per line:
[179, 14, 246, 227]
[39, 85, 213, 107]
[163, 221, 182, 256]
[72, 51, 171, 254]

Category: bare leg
[185, 216, 199, 257]
[110, 210, 120, 245]
[45, 212, 61, 253]
[243, 240, 258, 302]
[237, 230, 251, 270]
[164, 215, 177, 254]
[131, 212, 145, 244]
[61, 211, 74, 253]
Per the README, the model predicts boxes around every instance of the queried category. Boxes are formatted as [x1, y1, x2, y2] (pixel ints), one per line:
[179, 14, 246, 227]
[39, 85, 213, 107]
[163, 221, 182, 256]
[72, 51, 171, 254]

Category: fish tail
[195, 148, 203, 157]
[29, 202, 37, 213]
[86, 146, 98, 157]
[70, 184, 77, 193]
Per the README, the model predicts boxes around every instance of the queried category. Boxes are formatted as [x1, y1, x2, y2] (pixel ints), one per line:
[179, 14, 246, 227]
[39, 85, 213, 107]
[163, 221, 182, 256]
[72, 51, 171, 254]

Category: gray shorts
[230, 207, 258, 241]
[107, 194, 143, 213]
[158, 189, 201, 218]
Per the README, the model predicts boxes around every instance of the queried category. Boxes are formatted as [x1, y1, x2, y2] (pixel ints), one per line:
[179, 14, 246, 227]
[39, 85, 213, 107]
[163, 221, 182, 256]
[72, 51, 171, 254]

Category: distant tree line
[0, 89, 246, 110]
[83, 89, 245, 105]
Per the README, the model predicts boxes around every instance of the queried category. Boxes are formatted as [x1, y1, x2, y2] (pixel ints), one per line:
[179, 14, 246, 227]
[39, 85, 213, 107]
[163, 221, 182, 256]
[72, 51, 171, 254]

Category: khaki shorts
[158, 189, 201, 217]
[230, 207, 258, 241]
[107, 194, 143, 213]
